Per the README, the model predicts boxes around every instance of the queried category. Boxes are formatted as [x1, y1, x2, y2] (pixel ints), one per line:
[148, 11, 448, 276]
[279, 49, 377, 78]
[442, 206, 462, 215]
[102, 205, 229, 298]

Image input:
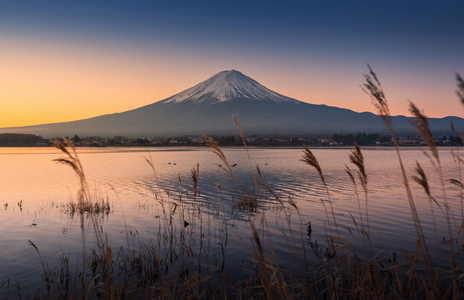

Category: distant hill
[0, 70, 462, 138]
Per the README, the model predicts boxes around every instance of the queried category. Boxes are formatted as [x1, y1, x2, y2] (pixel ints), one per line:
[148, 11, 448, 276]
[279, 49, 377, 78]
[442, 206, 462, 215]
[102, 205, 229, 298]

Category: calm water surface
[0, 146, 462, 293]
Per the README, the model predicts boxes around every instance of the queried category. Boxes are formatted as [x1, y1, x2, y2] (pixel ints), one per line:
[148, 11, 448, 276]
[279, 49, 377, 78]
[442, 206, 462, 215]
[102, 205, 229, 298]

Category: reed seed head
[449, 178, 464, 189]
[413, 161, 431, 197]
[409, 101, 438, 161]
[204, 134, 228, 166]
[457, 73, 464, 105]
[301, 145, 326, 186]
[345, 166, 355, 185]
[349, 142, 367, 188]
[191, 163, 200, 199]
[362, 65, 392, 130]
[413, 161, 441, 208]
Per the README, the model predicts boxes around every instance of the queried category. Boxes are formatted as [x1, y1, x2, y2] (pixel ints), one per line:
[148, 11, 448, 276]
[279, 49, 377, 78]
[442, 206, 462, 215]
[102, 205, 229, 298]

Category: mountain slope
[0, 70, 462, 137]
[158, 70, 300, 105]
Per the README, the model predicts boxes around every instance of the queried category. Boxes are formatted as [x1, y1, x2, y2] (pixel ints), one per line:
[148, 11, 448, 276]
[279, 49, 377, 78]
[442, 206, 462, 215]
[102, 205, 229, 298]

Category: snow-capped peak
[160, 70, 301, 105]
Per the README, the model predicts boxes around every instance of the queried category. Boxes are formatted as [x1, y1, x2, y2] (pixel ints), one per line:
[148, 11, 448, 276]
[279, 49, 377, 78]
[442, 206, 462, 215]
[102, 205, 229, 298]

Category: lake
[0, 146, 462, 296]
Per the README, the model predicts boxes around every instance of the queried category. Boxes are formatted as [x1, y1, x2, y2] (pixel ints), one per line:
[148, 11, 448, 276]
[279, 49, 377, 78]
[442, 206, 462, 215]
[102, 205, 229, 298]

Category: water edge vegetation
[1, 69, 464, 299]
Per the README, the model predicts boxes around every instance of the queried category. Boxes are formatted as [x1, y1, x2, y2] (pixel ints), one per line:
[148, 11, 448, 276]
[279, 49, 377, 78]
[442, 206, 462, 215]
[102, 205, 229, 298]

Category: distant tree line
[333, 133, 389, 146]
[0, 133, 43, 146]
[216, 136, 241, 146]
[1, 132, 462, 147]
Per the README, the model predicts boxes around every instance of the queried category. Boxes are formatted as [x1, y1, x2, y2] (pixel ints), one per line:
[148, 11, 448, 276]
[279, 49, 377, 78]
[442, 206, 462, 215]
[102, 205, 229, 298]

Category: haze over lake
[0, 146, 461, 295]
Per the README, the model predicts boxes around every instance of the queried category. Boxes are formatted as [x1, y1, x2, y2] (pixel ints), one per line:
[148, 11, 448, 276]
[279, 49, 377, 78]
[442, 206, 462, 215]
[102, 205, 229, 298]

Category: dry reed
[6, 69, 464, 300]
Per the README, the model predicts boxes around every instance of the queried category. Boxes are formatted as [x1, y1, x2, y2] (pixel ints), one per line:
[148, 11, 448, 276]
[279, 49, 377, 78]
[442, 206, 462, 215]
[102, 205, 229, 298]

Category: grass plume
[363, 66, 435, 287]
[6, 69, 464, 300]
[362, 64, 392, 133]
[409, 102, 438, 161]
[457, 73, 464, 105]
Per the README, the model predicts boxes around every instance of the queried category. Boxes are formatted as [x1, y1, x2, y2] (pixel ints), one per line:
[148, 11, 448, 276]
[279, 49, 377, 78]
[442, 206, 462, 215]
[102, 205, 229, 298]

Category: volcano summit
[159, 70, 300, 105]
[1, 70, 462, 137]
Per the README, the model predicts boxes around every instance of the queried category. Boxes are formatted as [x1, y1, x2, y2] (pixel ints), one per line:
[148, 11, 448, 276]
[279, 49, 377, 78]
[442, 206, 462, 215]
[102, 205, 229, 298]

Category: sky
[1, 0, 464, 127]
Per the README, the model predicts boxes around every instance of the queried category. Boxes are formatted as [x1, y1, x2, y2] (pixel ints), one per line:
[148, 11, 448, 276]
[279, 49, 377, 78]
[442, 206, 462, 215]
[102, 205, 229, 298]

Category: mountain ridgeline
[1, 70, 462, 138]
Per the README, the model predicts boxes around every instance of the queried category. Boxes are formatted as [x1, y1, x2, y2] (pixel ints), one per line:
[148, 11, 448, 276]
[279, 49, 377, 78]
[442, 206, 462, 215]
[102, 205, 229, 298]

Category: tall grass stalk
[363, 66, 435, 288]
[301, 146, 338, 242]
[8, 70, 464, 299]
[54, 137, 104, 291]
[348, 143, 372, 258]
[412, 161, 443, 267]
[449, 122, 464, 221]
[409, 101, 459, 294]
[457, 73, 464, 105]
[233, 116, 259, 196]
[345, 166, 366, 254]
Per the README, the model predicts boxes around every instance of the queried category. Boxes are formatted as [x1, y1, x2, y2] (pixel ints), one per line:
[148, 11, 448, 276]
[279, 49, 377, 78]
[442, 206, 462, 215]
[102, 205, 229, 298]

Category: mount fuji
[1, 70, 462, 137]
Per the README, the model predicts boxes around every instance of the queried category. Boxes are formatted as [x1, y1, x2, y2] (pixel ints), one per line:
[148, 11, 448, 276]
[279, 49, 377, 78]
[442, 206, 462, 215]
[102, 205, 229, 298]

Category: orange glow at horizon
[0, 37, 189, 127]
[1, 34, 463, 129]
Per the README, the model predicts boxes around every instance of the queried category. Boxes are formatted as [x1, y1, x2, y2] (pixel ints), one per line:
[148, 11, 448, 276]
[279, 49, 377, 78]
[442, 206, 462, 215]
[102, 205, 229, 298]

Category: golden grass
[2, 69, 464, 299]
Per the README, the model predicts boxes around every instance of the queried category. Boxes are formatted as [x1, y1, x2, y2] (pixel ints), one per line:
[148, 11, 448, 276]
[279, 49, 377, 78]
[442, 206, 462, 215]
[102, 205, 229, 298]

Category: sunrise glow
[1, 1, 463, 128]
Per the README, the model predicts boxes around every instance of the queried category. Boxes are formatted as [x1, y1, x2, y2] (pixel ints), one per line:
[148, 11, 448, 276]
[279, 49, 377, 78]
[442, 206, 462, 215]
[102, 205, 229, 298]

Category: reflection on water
[0, 146, 463, 293]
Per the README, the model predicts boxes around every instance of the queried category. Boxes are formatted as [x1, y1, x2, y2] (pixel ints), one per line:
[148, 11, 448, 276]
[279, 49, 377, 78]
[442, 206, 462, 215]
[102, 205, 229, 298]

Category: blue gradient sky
[1, 1, 463, 126]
